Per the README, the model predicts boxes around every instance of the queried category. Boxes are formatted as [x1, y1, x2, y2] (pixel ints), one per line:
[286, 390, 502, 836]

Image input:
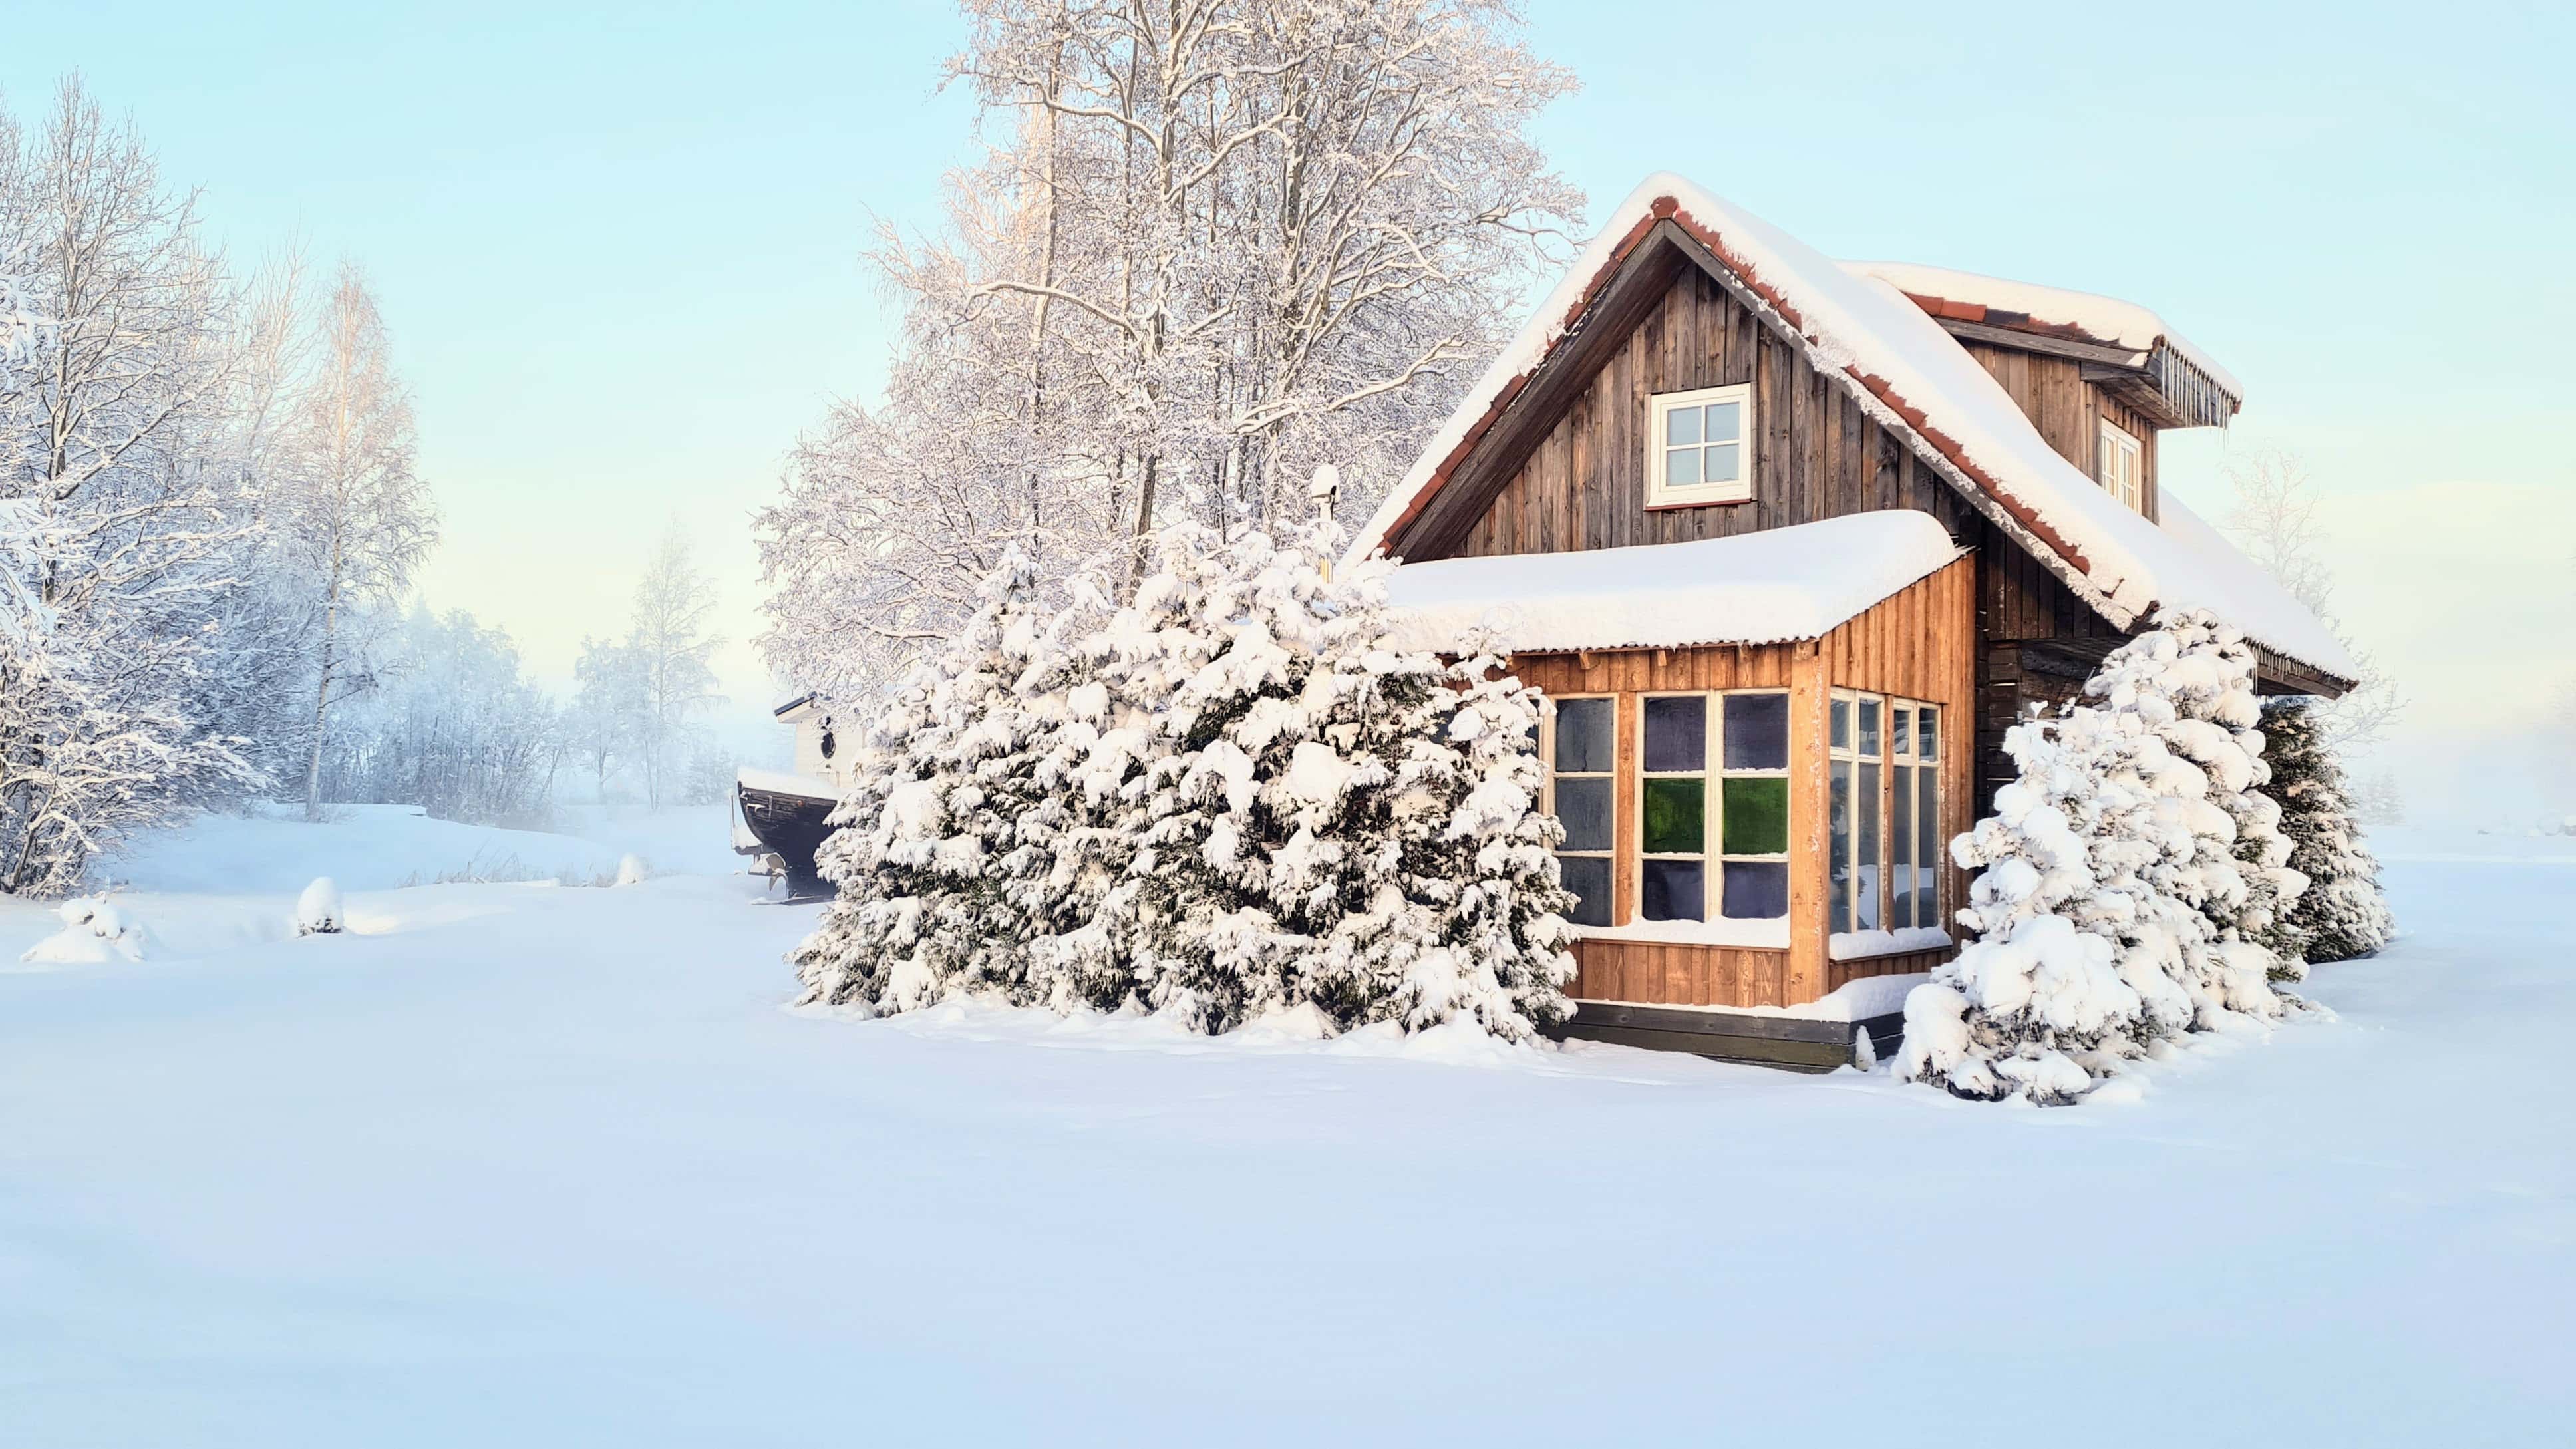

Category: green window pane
[1722, 776, 1788, 856]
[1642, 778, 1704, 854]
[1554, 698, 1613, 773]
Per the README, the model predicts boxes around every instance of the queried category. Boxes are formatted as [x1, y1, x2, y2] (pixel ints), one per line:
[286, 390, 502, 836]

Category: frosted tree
[0, 80, 262, 893]
[624, 524, 724, 806]
[755, 0, 1581, 694]
[2223, 448, 2399, 755]
[278, 262, 438, 818]
[315, 603, 560, 826]
[567, 635, 649, 801]
[2258, 697, 2394, 963]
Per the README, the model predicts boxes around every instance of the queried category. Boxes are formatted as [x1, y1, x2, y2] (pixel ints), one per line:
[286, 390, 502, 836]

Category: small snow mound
[296, 876, 345, 935]
[1848, 1025, 1878, 1072]
[614, 854, 650, 887]
[21, 896, 148, 965]
[1232, 1001, 1337, 1043]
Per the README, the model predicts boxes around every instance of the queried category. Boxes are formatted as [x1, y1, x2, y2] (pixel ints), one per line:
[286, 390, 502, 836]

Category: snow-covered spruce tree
[790, 508, 1578, 1043]
[1118, 518, 1575, 1039]
[2259, 697, 2394, 963]
[1901, 611, 2310, 1103]
[1895, 702, 2194, 1104]
[789, 552, 1057, 1013]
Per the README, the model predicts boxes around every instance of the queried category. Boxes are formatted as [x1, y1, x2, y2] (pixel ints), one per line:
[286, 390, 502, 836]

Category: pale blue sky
[7, 1, 2571, 816]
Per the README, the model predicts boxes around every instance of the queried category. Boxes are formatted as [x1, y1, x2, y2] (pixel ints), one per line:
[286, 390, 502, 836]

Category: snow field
[1, 808, 2570, 1445]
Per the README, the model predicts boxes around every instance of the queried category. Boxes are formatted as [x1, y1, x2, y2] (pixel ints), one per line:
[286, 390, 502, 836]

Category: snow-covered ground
[3, 811, 2570, 1445]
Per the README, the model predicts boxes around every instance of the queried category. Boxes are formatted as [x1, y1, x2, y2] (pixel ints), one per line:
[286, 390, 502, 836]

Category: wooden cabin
[1365, 174, 2356, 1070]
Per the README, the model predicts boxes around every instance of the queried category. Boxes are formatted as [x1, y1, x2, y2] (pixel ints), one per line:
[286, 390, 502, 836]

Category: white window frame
[1540, 695, 1616, 929]
[1633, 688, 1792, 925]
[2096, 418, 2142, 512]
[1829, 691, 1943, 935]
[1647, 382, 1755, 509]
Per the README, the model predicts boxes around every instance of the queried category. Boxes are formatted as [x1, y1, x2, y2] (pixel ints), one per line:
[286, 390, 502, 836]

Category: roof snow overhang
[1382, 511, 1966, 656]
[1350, 174, 2356, 693]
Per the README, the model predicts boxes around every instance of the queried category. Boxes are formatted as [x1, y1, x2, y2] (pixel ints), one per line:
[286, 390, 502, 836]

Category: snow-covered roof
[1351, 173, 2356, 685]
[1382, 511, 1965, 655]
[772, 690, 820, 721]
[1839, 259, 2243, 402]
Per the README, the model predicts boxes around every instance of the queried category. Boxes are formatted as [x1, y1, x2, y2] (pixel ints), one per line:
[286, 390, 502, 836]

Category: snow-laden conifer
[1901, 609, 2305, 1103]
[2258, 697, 2394, 963]
[295, 876, 345, 935]
[790, 504, 1577, 1043]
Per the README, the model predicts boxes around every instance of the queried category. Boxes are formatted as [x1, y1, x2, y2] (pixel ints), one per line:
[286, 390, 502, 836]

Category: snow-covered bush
[2258, 697, 2394, 962]
[21, 895, 148, 964]
[296, 876, 345, 935]
[613, 854, 649, 888]
[791, 512, 1578, 1044]
[1899, 609, 2305, 1104]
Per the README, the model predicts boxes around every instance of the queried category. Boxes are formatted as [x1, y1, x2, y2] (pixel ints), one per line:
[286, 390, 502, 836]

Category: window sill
[1571, 917, 1791, 951]
[1643, 494, 1756, 512]
[1827, 927, 1953, 961]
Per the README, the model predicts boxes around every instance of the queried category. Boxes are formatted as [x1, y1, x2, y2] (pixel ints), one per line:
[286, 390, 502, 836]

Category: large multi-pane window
[1831, 691, 1942, 934]
[1638, 691, 1791, 923]
[1544, 697, 1614, 927]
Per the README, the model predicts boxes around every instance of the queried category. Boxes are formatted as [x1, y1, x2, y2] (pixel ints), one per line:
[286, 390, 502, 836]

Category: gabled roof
[1351, 173, 2356, 686]
[1382, 511, 1964, 656]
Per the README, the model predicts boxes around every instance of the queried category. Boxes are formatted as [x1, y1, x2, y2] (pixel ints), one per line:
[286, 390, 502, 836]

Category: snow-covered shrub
[791, 511, 1578, 1043]
[2258, 697, 2394, 963]
[296, 877, 345, 935]
[613, 854, 649, 888]
[1899, 609, 2305, 1104]
[21, 895, 148, 964]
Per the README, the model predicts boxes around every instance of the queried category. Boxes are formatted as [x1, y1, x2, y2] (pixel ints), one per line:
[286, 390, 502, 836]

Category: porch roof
[1380, 510, 1963, 657]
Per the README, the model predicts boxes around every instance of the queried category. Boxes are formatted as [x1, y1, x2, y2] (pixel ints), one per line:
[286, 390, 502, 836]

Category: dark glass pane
[1830, 697, 1850, 752]
[1722, 862, 1789, 919]
[1919, 768, 1941, 921]
[1891, 704, 1912, 757]
[1642, 778, 1704, 854]
[1859, 698, 1881, 757]
[1559, 854, 1611, 928]
[1830, 761, 1853, 933]
[1553, 776, 1612, 853]
[1643, 695, 1706, 773]
[1856, 761, 1881, 931]
[1917, 705, 1938, 760]
[1722, 691, 1789, 770]
[1643, 859, 1705, 922]
[1554, 697, 1613, 774]
[1722, 777, 1788, 856]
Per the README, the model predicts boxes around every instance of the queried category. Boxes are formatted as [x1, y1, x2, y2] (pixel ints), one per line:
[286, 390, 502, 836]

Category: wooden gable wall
[1414, 258, 2128, 812]
[1956, 339, 2162, 522]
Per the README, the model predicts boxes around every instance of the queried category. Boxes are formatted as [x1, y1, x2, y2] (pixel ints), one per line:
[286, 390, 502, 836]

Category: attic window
[1647, 383, 1754, 508]
[2096, 418, 2142, 512]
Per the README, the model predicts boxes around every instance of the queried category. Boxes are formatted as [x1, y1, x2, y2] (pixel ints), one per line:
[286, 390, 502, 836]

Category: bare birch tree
[626, 524, 723, 807]
[756, 0, 1579, 698]
[280, 262, 436, 818]
[2223, 447, 2402, 753]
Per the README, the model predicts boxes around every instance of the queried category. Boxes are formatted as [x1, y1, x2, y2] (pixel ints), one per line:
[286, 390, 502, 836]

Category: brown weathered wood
[1787, 640, 1830, 1006]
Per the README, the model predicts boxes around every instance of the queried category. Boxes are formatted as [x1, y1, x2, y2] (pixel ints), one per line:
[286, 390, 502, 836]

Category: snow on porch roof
[1349, 172, 2357, 685]
[1381, 511, 1965, 656]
